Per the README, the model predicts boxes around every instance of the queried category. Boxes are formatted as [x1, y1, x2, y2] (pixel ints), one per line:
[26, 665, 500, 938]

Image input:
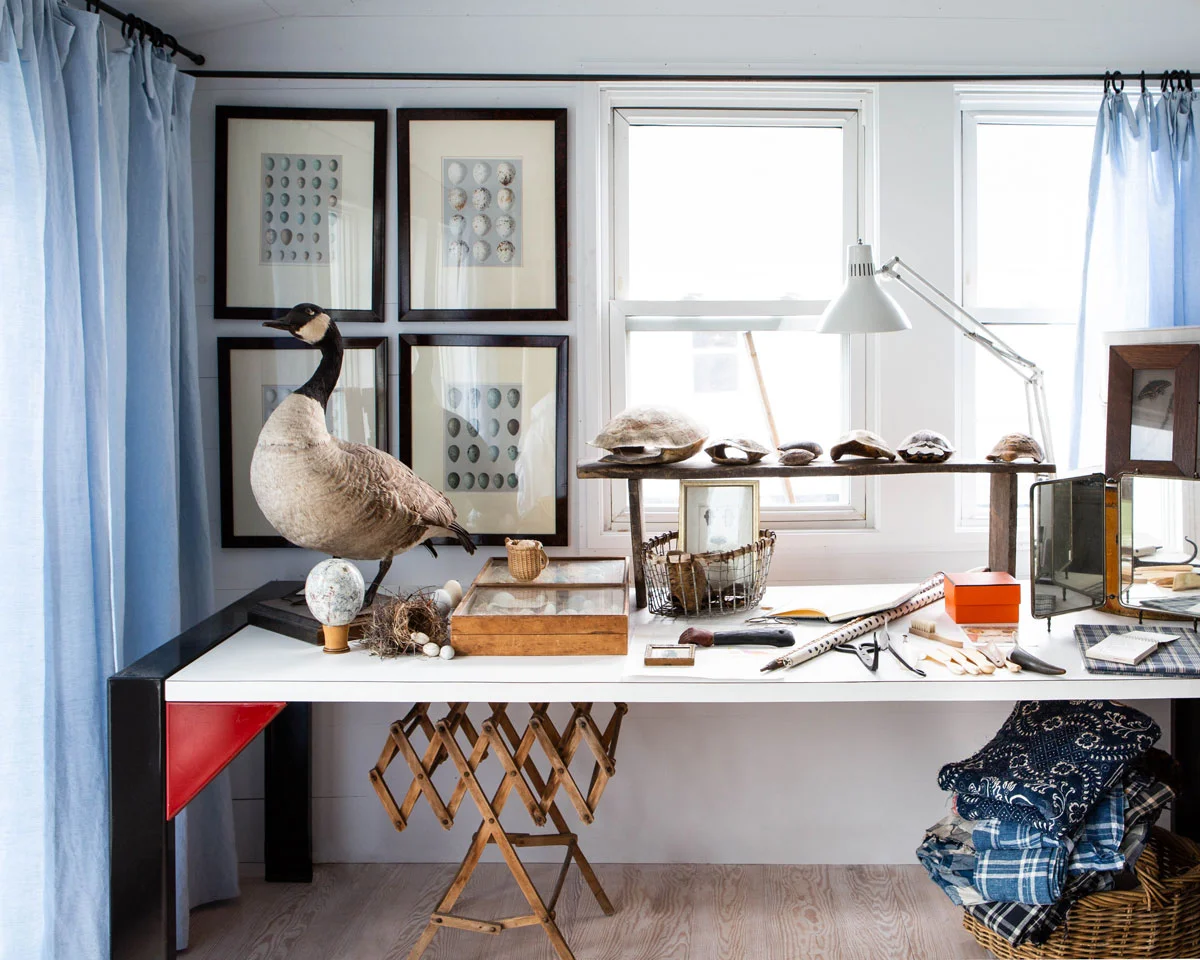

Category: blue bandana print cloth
[938, 700, 1160, 838]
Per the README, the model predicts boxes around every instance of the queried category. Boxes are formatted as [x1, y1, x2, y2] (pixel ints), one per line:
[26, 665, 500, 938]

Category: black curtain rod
[184, 69, 1194, 84]
[85, 0, 205, 66]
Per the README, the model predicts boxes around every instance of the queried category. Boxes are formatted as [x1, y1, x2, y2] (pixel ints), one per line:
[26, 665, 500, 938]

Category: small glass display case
[451, 557, 630, 655]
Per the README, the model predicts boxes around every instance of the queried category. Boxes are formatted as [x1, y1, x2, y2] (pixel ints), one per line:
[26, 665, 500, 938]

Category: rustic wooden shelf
[576, 458, 1057, 609]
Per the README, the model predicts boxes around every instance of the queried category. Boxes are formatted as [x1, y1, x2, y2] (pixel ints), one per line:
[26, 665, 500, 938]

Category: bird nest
[359, 589, 450, 659]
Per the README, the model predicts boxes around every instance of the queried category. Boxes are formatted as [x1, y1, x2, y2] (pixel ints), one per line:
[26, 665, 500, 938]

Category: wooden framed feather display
[400, 334, 569, 546]
[218, 336, 389, 547]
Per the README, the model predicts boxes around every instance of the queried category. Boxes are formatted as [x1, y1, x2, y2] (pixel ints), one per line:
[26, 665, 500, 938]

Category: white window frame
[597, 85, 879, 539]
[954, 85, 1100, 529]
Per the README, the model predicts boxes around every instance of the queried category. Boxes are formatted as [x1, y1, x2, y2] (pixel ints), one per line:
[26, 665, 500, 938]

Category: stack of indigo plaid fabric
[916, 700, 1175, 948]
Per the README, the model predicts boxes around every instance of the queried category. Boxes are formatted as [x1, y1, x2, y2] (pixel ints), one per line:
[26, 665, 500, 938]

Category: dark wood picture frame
[396, 108, 568, 322]
[214, 106, 388, 322]
[218, 336, 390, 548]
[1106, 342, 1200, 480]
[399, 333, 569, 546]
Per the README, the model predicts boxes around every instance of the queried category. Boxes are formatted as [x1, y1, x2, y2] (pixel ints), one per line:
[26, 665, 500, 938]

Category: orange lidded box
[944, 571, 1021, 624]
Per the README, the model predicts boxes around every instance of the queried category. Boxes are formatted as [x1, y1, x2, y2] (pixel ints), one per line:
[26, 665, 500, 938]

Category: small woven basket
[963, 827, 1200, 959]
[642, 530, 775, 617]
[505, 538, 548, 582]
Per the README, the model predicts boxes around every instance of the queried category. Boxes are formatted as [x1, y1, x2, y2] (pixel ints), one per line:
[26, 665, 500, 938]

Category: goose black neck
[296, 324, 343, 409]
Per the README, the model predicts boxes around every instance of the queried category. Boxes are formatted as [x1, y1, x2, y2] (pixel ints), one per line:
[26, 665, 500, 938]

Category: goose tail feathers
[449, 521, 477, 554]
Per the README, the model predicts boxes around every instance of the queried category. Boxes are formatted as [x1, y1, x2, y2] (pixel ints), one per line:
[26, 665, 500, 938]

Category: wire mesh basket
[642, 530, 776, 617]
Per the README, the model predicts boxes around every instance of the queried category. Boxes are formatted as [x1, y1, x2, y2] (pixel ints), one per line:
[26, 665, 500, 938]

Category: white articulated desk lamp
[817, 241, 1055, 464]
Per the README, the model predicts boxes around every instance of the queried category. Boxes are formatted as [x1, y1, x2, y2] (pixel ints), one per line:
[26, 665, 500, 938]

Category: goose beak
[263, 319, 291, 331]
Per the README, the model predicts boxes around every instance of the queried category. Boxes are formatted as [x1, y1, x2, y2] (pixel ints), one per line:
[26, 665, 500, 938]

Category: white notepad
[1086, 629, 1180, 666]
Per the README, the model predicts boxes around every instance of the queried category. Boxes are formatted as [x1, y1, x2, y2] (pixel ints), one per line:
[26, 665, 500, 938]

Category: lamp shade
[816, 242, 911, 334]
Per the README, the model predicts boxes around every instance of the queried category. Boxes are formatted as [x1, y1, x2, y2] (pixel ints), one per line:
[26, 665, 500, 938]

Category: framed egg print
[397, 108, 568, 322]
[400, 334, 568, 546]
[215, 106, 387, 322]
[218, 336, 389, 547]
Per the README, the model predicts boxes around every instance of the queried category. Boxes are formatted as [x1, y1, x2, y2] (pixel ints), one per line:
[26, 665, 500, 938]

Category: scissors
[834, 623, 926, 676]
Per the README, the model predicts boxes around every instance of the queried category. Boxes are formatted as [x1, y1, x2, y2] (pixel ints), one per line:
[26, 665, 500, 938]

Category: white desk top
[165, 583, 1200, 703]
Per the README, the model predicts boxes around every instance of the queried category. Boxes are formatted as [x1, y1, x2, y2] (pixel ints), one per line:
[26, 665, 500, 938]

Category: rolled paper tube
[322, 623, 351, 654]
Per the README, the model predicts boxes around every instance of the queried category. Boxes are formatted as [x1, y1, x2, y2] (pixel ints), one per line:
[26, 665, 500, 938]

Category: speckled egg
[449, 215, 466, 236]
[304, 559, 364, 626]
[495, 215, 516, 238]
[422, 641, 440, 657]
[472, 161, 491, 184]
[448, 187, 467, 211]
[472, 187, 492, 211]
[448, 240, 470, 264]
[497, 188, 515, 211]
[446, 160, 467, 184]
[472, 240, 492, 262]
[497, 161, 516, 185]
[472, 214, 491, 236]
[496, 241, 515, 263]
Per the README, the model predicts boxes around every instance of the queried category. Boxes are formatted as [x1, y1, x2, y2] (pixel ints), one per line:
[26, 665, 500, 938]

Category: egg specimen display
[488, 445, 500, 461]
[479, 473, 490, 489]
[447, 472, 460, 489]
[507, 418, 520, 435]
[447, 418, 461, 437]
[448, 240, 470, 264]
[305, 559, 364, 627]
[448, 187, 467, 210]
[472, 241, 491, 262]
[446, 160, 466, 184]
[507, 388, 521, 407]
[469, 388, 481, 407]
[495, 215, 516, 238]
[440, 382, 521, 493]
[496, 241, 516, 263]
[497, 161, 516, 185]
[472, 187, 492, 211]
[463, 473, 475, 489]
[449, 215, 466, 236]
[447, 387, 463, 407]
[487, 387, 501, 408]
[280, 175, 289, 188]
[488, 419, 500, 437]
[466, 444, 480, 463]
[472, 161, 491, 184]
[507, 445, 519, 460]
[447, 444, 460, 461]
[497, 187, 514, 210]
[473, 214, 491, 236]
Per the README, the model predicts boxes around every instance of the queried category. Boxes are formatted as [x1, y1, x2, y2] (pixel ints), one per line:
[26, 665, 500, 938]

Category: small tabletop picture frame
[218, 336, 389, 547]
[400, 333, 568, 546]
[1106, 343, 1200, 479]
[215, 106, 388, 322]
[397, 108, 568, 322]
[678, 480, 761, 555]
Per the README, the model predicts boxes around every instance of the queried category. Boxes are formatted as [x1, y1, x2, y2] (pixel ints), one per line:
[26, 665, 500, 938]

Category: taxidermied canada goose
[251, 303, 475, 604]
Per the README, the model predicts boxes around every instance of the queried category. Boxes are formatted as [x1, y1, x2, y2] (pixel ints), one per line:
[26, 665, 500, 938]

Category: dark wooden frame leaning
[214, 106, 388, 322]
[396, 108, 568, 322]
[1106, 343, 1200, 480]
[399, 333, 569, 546]
[218, 336, 390, 548]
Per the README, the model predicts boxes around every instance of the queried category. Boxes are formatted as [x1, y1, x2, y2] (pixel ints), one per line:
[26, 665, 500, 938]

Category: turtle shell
[830, 429, 896, 462]
[897, 429, 955, 464]
[591, 405, 707, 464]
[778, 448, 817, 466]
[779, 440, 824, 457]
[986, 432, 1045, 463]
[705, 438, 769, 465]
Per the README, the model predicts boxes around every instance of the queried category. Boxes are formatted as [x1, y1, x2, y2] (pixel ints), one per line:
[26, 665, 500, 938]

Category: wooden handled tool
[679, 627, 794, 647]
[1169, 571, 1200, 592]
[957, 647, 995, 675]
[910, 618, 964, 648]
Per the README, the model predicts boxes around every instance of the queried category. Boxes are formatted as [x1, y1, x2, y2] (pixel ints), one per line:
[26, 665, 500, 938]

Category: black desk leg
[109, 676, 176, 960]
[265, 701, 313, 882]
[1173, 698, 1200, 841]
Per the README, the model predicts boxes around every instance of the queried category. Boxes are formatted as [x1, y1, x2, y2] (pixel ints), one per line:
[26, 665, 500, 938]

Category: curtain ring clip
[1112, 70, 1124, 94]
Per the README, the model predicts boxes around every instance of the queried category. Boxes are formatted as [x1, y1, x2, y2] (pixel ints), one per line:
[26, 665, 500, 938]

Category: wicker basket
[642, 530, 775, 617]
[963, 827, 1200, 959]
[505, 538, 549, 582]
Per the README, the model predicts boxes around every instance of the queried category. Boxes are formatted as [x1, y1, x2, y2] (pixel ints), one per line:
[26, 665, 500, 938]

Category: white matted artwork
[219, 337, 387, 546]
[216, 107, 387, 321]
[401, 335, 568, 545]
[398, 109, 567, 321]
[678, 480, 760, 555]
[1129, 368, 1175, 461]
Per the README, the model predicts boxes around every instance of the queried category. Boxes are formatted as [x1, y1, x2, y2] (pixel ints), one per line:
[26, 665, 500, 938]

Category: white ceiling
[118, 0, 1200, 74]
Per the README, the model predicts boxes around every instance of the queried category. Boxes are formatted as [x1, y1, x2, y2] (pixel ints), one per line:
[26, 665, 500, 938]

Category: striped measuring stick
[760, 573, 946, 673]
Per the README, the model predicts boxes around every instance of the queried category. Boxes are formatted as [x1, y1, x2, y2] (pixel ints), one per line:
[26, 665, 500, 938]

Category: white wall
[188, 7, 1178, 866]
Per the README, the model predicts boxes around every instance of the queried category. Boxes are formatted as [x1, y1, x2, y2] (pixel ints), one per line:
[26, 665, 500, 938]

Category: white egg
[443, 579, 464, 606]
[472, 161, 491, 184]
[412, 631, 429, 645]
[496, 241, 515, 264]
[495, 215, 515, 238]
[544, 602, 557, 615]
[431, 588, 454, 614]
[422, 641, 440, 657]
[446, 160, 467, 184]
[493, 590, 515, 607]
[497, 161, 516, 185]
[448, 240, 469, 264]
[439, 645, 456, 660]
[448, 215, 466, 236]
[497, 187, 514, 211]
[472, 240, 491, 262]
[472, 214, 491, 236]
[447, 187, 467, 211]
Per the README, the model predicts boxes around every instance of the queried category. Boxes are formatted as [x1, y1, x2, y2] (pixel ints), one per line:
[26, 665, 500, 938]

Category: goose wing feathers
[332, 437, 459, 532]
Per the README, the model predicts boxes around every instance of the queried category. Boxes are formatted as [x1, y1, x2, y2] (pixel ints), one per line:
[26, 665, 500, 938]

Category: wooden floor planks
[184, 862, 989, 960]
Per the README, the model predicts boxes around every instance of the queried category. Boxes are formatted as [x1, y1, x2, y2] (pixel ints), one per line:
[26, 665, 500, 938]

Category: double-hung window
[957, 88, 1098, 524]
[605, 92, 873, 534]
